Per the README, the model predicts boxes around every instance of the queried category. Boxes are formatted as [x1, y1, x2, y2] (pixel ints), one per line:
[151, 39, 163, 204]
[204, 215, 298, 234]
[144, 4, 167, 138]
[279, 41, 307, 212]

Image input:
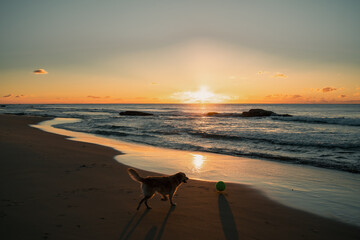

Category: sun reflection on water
[191, 153, 206, 172]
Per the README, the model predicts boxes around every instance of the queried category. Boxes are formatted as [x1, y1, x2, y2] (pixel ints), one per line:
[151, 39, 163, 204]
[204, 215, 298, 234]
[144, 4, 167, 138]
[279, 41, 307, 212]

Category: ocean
[1, 103, 360, 225]
[2, 104, 359, 173]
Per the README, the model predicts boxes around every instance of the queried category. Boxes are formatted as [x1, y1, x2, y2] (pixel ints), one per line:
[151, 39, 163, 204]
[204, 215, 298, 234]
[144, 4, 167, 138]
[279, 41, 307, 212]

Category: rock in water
[119, 111, 154, 116]
[206, 112, 219, 116]
[241, 109, 274, 117]
[241, 109, 292, 117]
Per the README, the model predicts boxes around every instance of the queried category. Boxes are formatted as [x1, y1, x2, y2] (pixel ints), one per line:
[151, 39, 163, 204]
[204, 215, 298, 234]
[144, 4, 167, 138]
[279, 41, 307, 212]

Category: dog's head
[175, 172, 189, 183]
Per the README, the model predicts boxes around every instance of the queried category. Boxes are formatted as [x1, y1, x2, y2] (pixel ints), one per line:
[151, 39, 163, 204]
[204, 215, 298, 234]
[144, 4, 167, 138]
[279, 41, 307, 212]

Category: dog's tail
[128, 168, 143, 182]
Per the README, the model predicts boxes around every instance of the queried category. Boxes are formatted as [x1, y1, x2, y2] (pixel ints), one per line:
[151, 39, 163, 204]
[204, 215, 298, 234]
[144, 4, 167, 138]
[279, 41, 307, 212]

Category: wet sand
[0, 114, 359, 239]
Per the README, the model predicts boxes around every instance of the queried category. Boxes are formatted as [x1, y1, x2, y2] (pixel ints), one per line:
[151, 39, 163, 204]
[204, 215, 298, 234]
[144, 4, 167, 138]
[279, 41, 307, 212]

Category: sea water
[1, 104, 360, 225]
[2, 104, 359, 173]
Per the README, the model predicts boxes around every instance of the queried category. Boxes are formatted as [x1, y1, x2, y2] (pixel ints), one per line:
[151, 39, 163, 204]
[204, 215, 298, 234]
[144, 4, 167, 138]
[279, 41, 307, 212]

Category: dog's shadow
[155, 205, 175, 240]
[119, 206, 175, 240]
[218, 194, 239, 240]
[119, 209, 150, 240]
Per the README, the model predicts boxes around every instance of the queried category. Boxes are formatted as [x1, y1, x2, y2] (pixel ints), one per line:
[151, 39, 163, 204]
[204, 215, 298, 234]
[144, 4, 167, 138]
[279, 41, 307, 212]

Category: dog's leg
[137, 196, 147, 210]
[137, 196, 152, 210]
[160, 194, 168, 201]
[144, 197, 152, 209]
[169, 192, 176, 206]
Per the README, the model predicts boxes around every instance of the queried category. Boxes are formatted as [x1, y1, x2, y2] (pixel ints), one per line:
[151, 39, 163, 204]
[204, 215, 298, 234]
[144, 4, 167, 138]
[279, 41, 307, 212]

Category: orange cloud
[339, 95, 346, 98]
[321, 87, 337, 93]
[87, 95, 101, 99]
[3, 94, 12, 98]
[87, 95, 110, 99]
[33, 69, 48, 74]
[265, 94, 302, 100]
[273, 73, 288, 78]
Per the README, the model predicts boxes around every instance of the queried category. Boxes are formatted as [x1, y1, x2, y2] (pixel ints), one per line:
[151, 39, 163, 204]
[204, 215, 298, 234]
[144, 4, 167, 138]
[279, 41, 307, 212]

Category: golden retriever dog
[127, 168, 189, 210]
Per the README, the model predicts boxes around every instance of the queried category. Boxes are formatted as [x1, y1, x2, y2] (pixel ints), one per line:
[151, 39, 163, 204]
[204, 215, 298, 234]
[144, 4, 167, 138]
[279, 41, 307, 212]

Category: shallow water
[32, 118, 360, 226]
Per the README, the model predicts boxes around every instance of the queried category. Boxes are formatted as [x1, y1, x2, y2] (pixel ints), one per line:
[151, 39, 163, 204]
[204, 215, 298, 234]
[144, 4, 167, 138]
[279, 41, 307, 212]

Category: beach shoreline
[0, 114, 359, 239]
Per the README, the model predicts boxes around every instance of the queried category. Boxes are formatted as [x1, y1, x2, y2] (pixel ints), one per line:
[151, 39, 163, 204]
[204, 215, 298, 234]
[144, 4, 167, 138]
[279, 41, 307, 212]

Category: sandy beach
[0, 114, 359, 240]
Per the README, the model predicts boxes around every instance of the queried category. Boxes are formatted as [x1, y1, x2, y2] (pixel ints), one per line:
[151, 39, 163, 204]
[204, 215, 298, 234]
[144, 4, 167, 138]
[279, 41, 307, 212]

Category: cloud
[320, 87, 337, 93]
[33, 69, 48, 74]
[273, 73, 288, 78]
[265, 94, 302, 100]
[257, 71, 288, 78]
[87, 95, 101, 99]
[3, 94, 12, 98]
[87, 95, 110, 99]
[339, 95, 346, 98]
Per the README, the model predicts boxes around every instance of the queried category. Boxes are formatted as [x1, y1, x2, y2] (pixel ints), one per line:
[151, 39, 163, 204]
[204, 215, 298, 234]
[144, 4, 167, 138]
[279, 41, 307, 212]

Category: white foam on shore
[32, 118, 360, 226]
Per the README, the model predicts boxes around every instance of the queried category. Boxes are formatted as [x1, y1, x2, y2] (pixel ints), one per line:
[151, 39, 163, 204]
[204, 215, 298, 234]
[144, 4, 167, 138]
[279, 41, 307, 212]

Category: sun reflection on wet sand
[191, 153, 206, 172]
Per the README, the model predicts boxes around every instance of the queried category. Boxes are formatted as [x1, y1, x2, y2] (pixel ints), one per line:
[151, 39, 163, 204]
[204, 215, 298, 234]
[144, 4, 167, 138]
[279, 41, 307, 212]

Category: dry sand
[0, 114, 359, 240]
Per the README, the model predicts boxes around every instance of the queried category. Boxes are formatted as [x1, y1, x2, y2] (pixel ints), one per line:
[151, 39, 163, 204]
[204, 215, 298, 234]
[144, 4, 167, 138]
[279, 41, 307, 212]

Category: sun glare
[173, 86, 229, 103]
[192, 87, 215, 103]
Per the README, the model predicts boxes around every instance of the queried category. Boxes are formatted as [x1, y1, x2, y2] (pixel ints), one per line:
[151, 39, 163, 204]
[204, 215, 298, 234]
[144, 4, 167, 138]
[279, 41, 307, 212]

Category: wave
[271, 116, 360, 126]
[90, 129, 156, 139]
[96, 125, 137, 131]
[186, 130, 360, 150]
[91, 130, 129, 137]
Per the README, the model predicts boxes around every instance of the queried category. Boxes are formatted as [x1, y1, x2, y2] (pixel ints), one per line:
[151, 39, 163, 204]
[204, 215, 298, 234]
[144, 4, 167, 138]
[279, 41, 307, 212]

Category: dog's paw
[171, 203, 177, 206]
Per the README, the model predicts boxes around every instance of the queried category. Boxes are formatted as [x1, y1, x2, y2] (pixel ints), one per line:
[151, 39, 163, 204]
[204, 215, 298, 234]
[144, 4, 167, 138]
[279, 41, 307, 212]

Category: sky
[1, 0, 360, 104]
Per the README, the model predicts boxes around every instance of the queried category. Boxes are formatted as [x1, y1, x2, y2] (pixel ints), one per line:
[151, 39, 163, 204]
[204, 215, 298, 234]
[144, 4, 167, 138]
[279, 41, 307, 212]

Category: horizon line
[1, 102, 360, 105]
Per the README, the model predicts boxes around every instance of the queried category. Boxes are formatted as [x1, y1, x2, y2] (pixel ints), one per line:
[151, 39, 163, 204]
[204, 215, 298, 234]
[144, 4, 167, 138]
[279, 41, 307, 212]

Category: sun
[172, 86, 229, 103]
[190, 86, 216, 103]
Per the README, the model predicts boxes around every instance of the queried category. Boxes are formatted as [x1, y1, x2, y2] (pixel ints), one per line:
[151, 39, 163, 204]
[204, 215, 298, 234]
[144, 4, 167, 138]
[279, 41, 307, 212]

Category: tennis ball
[216, 181, 226, 191]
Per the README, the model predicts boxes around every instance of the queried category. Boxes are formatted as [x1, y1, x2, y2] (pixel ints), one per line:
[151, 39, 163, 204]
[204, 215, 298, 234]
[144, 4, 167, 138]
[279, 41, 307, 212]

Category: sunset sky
[1, 0, 360, 104]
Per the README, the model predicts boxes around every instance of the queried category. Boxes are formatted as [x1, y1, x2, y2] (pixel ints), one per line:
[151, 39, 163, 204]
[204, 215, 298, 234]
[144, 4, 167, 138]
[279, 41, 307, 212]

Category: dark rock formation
[206, 109, 292, 118]
[241, 109, 274, 117]
[119, 111, 154, 116]
[206, 112, 219, 116]
[241, 109, 292, 117]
